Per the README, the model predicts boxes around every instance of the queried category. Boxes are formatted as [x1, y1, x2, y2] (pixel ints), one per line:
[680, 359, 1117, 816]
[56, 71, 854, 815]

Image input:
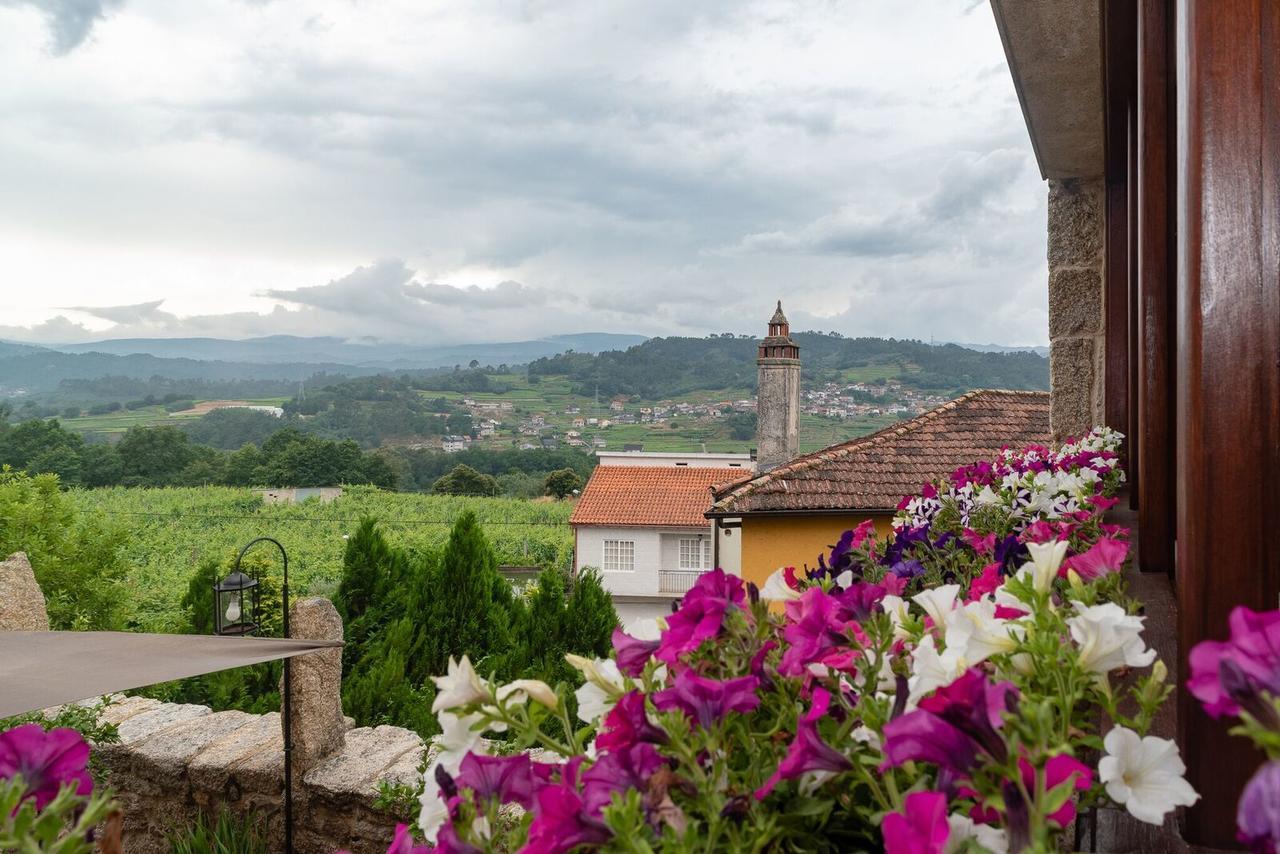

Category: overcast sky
[0, 0, 1048, 347]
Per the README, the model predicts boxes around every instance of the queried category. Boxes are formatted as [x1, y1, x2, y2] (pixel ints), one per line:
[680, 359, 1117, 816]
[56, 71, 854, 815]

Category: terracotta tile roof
[709, 389, 1050, 515]
[570, 466, 746, 528]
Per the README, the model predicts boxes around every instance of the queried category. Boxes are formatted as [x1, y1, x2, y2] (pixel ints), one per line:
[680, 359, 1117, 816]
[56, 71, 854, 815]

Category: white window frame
[602, 539, 635, 573]
[678, 537, 711, 570]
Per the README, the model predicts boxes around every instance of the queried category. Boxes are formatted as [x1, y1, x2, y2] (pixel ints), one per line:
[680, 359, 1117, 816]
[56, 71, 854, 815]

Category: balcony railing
[658, 569, 706, 596]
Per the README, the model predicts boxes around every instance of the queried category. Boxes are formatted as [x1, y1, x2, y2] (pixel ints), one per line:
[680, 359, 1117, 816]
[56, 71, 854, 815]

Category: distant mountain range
[950, 342, 1050, 357]
[48, 332, 649, 369]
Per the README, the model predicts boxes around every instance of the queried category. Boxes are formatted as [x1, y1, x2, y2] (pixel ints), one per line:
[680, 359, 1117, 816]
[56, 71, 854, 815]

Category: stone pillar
[1046, 178, 1106, 443]
[0, 552, 50, 631]
[283, 597, 345, 772]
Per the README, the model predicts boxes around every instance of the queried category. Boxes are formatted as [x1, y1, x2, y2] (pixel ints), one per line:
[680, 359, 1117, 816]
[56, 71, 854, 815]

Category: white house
[442, 435, 469, 452]
[570, 452, 753, 623]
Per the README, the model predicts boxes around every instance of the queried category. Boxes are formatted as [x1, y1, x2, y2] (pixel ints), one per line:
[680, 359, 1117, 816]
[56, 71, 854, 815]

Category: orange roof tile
[709, 389, 1051, 515]
[570, 466, 746, 529]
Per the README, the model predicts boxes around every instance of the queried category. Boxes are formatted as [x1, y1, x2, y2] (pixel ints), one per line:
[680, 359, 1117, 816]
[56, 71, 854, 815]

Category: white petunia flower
[1098, 727, 1199, 824]
[1067, 603, 1157, 675]
[431, 655, 488, 713]
[975, 485, 1002, 506]
[624, 616, 664, 640]
[760, 567, 802, 602]
[497, 678, 558, 709]
[944, 599, 1020, 666]
[1024, 539, 1069, 593]
[881, 594, 911, 640]
[946, 813, 1009, 853]
[908, 634, 966, 706]
[420, 709, 486, 842]
[566, 655, 626, 723]
[912, 583, 961, 627]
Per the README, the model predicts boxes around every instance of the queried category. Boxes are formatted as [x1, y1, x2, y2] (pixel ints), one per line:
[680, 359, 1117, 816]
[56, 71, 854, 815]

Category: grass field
[73, 485, 574, 633]
[63, 398, 289, 439]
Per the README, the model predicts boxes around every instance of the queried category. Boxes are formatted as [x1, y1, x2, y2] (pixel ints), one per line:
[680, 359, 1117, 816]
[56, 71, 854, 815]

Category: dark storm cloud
[1, 0, 124, 54]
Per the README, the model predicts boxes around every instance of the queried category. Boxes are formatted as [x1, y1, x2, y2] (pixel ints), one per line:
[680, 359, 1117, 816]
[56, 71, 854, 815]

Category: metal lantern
[213, 570, 259, 636]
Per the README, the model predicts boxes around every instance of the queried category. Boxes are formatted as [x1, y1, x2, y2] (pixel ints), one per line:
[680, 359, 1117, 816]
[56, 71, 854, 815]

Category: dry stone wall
[95, 694, 424, 853]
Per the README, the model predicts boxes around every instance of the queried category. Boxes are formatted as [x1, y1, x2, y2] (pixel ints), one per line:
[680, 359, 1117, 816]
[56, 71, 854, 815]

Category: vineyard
[71, 485, 574, 634]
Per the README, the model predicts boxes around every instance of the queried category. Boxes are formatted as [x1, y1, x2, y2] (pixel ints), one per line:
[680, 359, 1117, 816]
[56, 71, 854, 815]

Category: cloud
[64, 299, 168, 324]
[0, 0, 124, 54]
[0, 0, 1051, 347]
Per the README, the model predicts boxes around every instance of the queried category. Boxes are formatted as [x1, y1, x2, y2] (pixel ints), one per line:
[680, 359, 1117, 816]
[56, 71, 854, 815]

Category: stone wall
[94, 694, 424, 853]
[1046, 178, 1106, 443]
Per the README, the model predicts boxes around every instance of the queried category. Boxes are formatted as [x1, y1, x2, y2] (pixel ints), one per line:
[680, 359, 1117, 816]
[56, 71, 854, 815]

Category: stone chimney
[755, 301, 800, 472]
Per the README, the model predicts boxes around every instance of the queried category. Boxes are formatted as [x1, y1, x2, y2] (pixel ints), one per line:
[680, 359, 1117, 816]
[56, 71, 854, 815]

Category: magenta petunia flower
[655, 569, 745, 664]
[1237, 760, 1280, 851]
[611, 627, 660, 677]
[753, 689, 852, 799]
[652, 670, 760, 730]
[778, 587, 857, 676]
[1021, 520, 1058, 544]
[1032, 754, 1093, 826]
[580, 743, 666, 816]
[966, 562, 1003, 601]
[455, 752, 536, 810]
[596, 691, 667, 753]
[521, 781, 612, 854]
[386, 822, 435, 853]
[1062, 537, 1129, 580]
[961, 529, 997, 556]
[0, 724, 92, 810]
[882, 791, 950, 854]
[1188, 606, 1280, 718]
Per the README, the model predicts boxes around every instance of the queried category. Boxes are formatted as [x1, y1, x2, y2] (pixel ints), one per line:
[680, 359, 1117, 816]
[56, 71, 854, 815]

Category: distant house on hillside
[262, 486, 343, 505]
[570, 452, 752, 623]
[442, 435, 468, 453]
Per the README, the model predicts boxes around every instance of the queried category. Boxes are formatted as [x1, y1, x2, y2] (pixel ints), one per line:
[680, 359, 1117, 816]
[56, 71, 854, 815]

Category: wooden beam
[1103, 2, 1136, 455]
[1136, 0, 1175, 573]
[1175, 0, 1280, 845]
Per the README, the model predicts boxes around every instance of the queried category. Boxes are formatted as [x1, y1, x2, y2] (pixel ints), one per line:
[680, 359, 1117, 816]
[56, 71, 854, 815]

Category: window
[678, 537, 711, 570]
[602, 539, 635, 572]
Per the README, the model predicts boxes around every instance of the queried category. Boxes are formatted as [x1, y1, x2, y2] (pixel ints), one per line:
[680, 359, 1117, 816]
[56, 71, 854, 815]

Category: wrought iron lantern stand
[214, 537, 294, 854]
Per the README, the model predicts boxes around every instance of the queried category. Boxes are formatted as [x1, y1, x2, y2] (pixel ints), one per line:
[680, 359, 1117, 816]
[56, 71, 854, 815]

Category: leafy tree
[727, 411, 758, 441]
[0, 468, 127, 630]
[432, 464, 498, 496]
[62, 406, 80, 420]
[117, 425, 196, 486]
[543, 468, 583, 499]
[79, 443, 123, 487]
[223, 443, 263, 487]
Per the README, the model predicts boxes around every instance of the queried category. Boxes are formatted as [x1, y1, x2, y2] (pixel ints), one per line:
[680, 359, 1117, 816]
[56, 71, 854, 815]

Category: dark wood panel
[1175, 0, 1280, 845]
[1103, 1, 1137, 458]
[1136, 0, 1175, 574]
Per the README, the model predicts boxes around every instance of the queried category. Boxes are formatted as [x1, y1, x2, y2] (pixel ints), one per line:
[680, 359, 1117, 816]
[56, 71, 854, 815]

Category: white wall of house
[715, 518, 742, 575]
[574, 525, 726, 599]
[595, 451, 754, 470]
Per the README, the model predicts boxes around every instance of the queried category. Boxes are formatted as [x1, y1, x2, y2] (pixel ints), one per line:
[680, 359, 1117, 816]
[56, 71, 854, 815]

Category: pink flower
[611, 627, 660, 677]
[1091, 495, 1120, 513]
[882, 571, 909, 597]
[386, 823, 433, 853]
[655, 569, 745, 664]
[455, 752, 535, 810]
[961, 529, 997, 556]
[1062, 537, 1129, 580]
[754, 688, 852, 799]
[652, 670, 760, 729]
[596, 691, 666, 753]
[1189, 607, 1280, 718]
[521, 782, 612, 854]
[778, 587, 858, 676]
[1034, 754, 1093, 826]
[966, 563, 1003, 601]
[1021, 520, 1057, 544]
[882, 791, 950, 854]
[580, 743, 666, 815]
[0, 724, 92, 810]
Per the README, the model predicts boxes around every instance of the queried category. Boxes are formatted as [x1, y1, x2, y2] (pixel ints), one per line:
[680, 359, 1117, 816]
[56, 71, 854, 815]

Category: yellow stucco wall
[736, 513, 896, 589]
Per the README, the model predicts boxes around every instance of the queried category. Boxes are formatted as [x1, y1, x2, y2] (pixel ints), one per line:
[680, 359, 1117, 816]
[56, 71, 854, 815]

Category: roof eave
[988, 0, 1105, 180]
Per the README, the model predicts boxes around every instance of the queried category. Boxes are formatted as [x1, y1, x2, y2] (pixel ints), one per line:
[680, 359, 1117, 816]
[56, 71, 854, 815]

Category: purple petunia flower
[754, 688, 852, 799]
[521, 781, 612, 854]
[778, 587, 857, 677]
[580, 743, 666, 816]
[596, 691, 667, 753]
[611, 627, 660, 677]
[836, 580, 886, 621]
[455, 752, 535, 810]
[882, 791, 950, 854]
[880, 708, 979, 776]
[0, 724, 92, 810]
[652, 670, 760, 730]
[655, 569, 745, 664]
[1188, 606, 1280, 719]
[916, 668, 1016, 762]
[1238, 759, 1280, 851]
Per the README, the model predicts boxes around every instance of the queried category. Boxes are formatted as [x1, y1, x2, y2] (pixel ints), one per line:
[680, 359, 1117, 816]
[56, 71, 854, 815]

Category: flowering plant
[410, 428, 1194, 853]
[1189, 606, 1280, 850]
[0, 723, 119, 853]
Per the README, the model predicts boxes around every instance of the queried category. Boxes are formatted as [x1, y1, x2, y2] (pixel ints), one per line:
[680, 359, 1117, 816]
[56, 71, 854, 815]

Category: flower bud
[1151, 660, 1168, 685]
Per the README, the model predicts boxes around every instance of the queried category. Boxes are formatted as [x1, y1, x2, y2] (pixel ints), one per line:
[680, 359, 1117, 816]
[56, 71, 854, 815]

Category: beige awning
[0, 631, 342, 719]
